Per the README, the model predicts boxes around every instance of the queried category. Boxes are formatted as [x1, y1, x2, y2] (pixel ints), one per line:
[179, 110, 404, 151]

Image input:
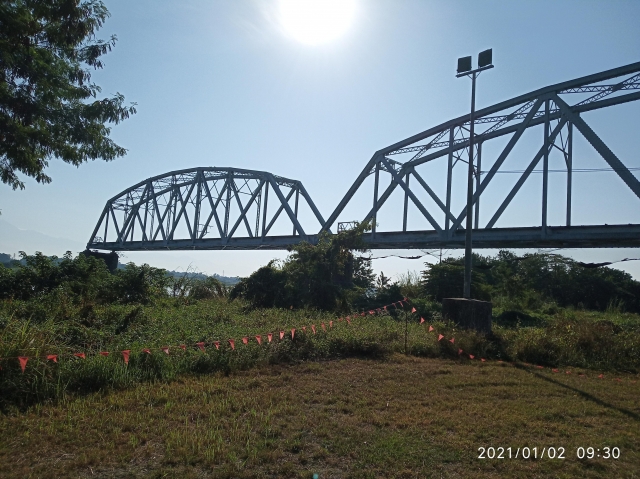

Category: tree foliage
[0, 0, 136, 189]
[230, 222, 375, 311]
[421, 251, 640, 312]
[0, 251, 170, 305]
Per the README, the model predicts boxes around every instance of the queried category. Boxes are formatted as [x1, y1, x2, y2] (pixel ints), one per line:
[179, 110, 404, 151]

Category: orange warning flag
[346, 317, 351, 324]
[267, 333, 273, 343]
[47, 354, 58, 363]
[228, 339, 235, 350]
[329, 321, 333, 328]
[122, 350, 130, 365]
[242, 337, 248, 345]
[180, 344, 186, 351]
[74, 353, 86, 360]
[321, 323, 326, 331]
[481, 358, 486, 362]
[411, 307, 417, 313]
[536, 365, 544, 369]
[420, 317, 425, 324]
[311, 325, 316, 334]
[552, 368, 559, 373]
[458, 348, 463, 355]
[256, 335, 262, 345]
[346, 316, 350, 320]
[598, 374, 604, 379]
[19, 356, 28, 372]
[428, 325, 434, 332]
[437, 334, 444, 341]
[214, 341, 220, 350]
[302, 326, 306, 332]
[384, 306, 387, 311]
[469, 354, 475, 359]
[280, 331, 285, 340]
[361, 312, 365, 316]
[449, 338, 455, 344]
[143, 348, 151, 355]
[162, 347, 170, 355]
[99, 351, 109, 357]
[197, 342, 206, 352]
[291, 328, 296, 340]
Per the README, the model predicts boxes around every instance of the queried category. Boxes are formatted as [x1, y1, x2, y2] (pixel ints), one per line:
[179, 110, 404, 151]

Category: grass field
[2, 297, 639, 411]
[0, 355, 638, 478]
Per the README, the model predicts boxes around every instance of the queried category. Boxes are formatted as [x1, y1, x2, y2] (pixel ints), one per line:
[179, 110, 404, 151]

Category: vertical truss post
[193, 170, 202, 242]
[261, 181, 269, 238]
[292, 185, 300, 236]
[474, 141, 482, 230]
[542, 99, 550, 237]
[130, 209, 135, 241]
[402, 172, 410, 232]
[372, 162, 380, 237]
[566, 122, 573, 226]
[255, 184, 262, 238]
[170, 183, 178, 240]
[223, 172, 232, 237]
[445, 127, 454, 237]
[142, 186, 149, 242]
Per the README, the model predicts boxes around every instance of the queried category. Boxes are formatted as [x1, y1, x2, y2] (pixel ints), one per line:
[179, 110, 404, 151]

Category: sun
[279, 0, 357, 45]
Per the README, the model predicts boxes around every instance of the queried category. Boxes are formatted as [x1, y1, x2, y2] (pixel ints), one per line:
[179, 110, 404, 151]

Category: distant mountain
[0, 219, 85, 257]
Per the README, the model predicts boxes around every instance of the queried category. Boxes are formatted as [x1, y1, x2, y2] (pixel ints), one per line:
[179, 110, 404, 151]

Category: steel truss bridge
[88, 62, 640, 252]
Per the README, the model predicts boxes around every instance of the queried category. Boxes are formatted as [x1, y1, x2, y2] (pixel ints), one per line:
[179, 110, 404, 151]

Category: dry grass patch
[0, 356, 638, 478]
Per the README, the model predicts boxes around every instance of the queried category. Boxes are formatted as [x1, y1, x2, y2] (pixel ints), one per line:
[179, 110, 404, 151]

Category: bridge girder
[88, 62, 640, 252]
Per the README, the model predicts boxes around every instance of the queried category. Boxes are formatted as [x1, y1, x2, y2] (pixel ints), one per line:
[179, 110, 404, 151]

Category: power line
[482, 167, 640, 175]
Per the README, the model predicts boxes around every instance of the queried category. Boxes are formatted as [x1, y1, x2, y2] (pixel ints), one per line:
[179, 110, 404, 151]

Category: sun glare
[279, 0, 356, 45]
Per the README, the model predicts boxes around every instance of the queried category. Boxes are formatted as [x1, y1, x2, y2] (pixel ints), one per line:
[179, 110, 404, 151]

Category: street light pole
[463, 71, 477, 299]
[456, 49, 493, 299]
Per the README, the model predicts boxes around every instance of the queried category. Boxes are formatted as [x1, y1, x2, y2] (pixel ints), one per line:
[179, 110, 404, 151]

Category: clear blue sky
[1, 0, 640, 279]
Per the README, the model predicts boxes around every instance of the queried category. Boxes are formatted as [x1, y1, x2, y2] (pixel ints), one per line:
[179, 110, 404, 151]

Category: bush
[230, 222, 374, 311]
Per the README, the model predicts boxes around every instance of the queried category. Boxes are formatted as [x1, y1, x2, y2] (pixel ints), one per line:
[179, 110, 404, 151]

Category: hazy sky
[1, 0, 640, 280]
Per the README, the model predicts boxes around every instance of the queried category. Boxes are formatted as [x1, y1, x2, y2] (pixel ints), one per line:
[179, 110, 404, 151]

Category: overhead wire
[482, 167, 640, 174]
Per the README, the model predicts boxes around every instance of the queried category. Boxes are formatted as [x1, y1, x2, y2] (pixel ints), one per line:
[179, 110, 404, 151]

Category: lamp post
[456, 49, 493, 299]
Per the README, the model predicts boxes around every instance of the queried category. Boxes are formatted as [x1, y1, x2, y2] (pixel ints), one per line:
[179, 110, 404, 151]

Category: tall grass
[1, 297, 639, 410]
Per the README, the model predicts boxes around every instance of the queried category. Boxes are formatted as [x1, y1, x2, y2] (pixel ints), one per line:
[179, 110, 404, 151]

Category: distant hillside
[164, 270, 240, 286]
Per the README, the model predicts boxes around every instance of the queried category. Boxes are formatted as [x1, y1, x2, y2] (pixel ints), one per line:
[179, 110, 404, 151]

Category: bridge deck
[88, 224, 640, 251]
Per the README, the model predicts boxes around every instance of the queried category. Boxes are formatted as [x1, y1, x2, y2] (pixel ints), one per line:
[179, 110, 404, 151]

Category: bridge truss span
[322, 61, 640, 248]
[87, 168, 327, 251]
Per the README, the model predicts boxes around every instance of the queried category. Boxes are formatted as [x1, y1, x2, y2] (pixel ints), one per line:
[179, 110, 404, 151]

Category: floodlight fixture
[457, 56, 472, 74]
[478, 48, 493, 68]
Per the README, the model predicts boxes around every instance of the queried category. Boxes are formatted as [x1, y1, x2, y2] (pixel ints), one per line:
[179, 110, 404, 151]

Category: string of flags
[1, 298, 637, 384]
[0, 299, 410, 372]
